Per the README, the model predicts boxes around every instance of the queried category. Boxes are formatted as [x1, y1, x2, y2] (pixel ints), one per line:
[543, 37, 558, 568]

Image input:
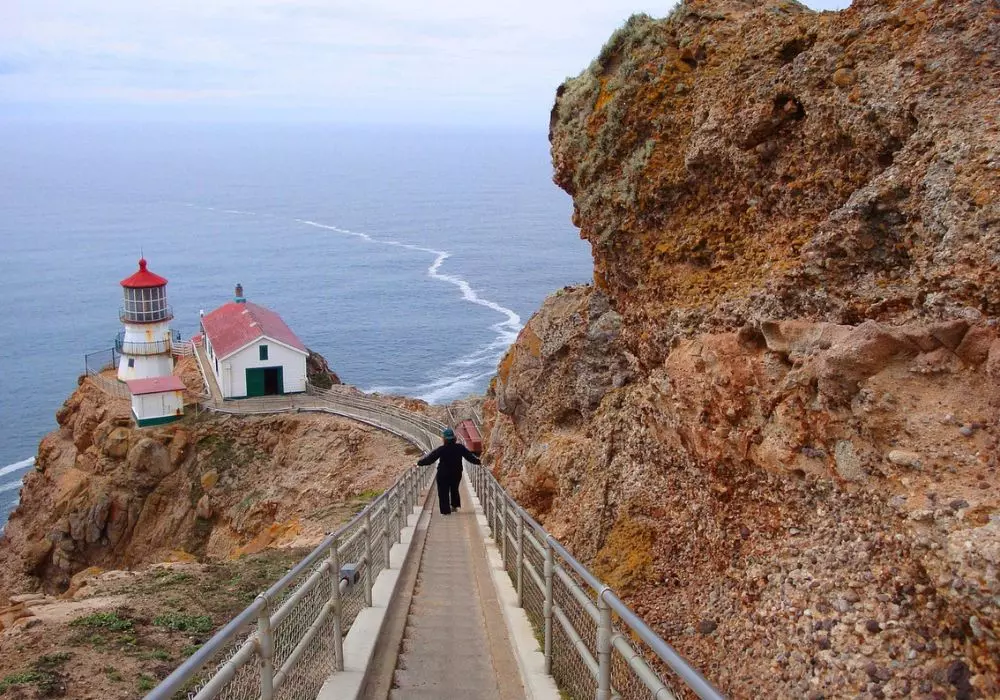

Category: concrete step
[390, 688, 500, 700]
[393, 665, 499, 689]
[401, 625, 489, 648]
[396, 651, 487, 671]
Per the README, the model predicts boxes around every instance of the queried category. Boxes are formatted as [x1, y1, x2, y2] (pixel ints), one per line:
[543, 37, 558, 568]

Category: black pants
[436, 469, 462, 514]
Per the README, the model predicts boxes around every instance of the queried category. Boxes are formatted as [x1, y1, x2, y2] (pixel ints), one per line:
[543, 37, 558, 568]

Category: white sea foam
[296, 217, 523, 403]
[0, 457, 33, 479]
[0, 480, 23, 495]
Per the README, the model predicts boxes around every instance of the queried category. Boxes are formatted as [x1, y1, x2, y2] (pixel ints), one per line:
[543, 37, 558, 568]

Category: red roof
[126, 376, 186, 395]
[120, 258, 168, 288]
[201, 301, 307, 359]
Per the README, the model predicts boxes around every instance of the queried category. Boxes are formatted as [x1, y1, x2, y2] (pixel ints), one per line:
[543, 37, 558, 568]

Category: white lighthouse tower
[116, 258, 175, 381]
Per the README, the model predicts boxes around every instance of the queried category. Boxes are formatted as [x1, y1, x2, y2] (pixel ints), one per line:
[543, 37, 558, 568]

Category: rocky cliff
[0, 356, 430, 696]
[0, 360, 418, 599]
[489, 0, 999, 697]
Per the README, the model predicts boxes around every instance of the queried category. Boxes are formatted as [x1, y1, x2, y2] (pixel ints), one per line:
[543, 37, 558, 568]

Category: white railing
[468, 461, 724, 700]
[146, 389, 724, 700]
[145, 407, 443, 700]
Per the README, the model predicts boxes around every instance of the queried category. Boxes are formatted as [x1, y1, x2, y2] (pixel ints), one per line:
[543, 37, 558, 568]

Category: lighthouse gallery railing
[145, 390, 723, 700]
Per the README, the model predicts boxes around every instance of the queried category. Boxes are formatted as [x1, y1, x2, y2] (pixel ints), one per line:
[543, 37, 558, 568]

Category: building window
[215, 358, 219, 373]
[127, 358, 135, 368]
[259, 345, 268, 361]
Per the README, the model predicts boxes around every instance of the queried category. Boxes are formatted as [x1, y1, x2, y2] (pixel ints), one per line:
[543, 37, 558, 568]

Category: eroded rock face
[0, 376, 415, 596]
[549, 0, 999, 367]
[489, 0, 999, 697]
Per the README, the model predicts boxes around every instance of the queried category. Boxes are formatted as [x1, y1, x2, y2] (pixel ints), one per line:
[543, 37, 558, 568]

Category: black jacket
[417, 441, 481, 478]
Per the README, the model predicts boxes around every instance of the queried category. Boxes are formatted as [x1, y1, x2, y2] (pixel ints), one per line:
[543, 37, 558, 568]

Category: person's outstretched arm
[417, 446, 443, 466]
[461, 445, 481, 465]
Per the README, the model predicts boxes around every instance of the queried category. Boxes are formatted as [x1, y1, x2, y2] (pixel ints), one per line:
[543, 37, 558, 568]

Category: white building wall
[222, 339, 307, 398]
[117, 319, 174, 381]
[131, 390, 184, 422]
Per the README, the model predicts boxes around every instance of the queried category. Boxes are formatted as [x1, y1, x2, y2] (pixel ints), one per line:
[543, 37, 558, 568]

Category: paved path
[390, 483, 524, 700]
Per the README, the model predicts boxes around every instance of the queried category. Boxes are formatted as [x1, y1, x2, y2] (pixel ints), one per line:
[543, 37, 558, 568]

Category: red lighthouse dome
[120, 258, 168, 288]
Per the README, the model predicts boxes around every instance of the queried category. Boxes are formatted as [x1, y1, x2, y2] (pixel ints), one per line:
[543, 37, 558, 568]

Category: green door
[246, 368, 266, 397]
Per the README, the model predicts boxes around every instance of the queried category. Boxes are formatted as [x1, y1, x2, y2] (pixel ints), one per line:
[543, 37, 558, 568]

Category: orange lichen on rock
[493, 0, 1000, 697]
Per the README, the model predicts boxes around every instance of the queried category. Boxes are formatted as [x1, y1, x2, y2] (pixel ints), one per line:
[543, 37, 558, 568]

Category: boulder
[955, 325, 995, 366]
[103, 427, 131, 458]
[818, 322, 919, 401]
[169, 430, 191, 465]
[126, 437, 174, 487]
[196, 494, 213, 520]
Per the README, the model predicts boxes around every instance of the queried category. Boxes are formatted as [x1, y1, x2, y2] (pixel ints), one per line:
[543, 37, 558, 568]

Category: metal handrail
[115, 330, 173, 356]
[145, 402, 445, 700]
[146, 389, 723, 700]
[466, 459, 726, 700]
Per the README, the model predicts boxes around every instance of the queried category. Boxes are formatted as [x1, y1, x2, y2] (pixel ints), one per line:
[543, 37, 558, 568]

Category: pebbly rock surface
[488, 0, 999, 698]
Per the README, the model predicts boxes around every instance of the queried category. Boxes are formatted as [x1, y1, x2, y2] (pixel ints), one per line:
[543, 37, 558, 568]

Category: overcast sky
[2, 1, 852, 126]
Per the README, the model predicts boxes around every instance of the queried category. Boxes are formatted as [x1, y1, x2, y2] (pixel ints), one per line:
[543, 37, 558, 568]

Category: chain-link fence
[145, 395, 445, 700]
[147, 387, 723, 700]
[469, 464, 725, 700]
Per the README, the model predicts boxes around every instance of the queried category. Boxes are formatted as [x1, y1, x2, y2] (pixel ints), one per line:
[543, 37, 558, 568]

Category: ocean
[0, 122, 593, 529]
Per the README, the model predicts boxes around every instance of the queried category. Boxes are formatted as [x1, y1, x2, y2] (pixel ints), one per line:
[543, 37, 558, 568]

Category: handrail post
[516, 513, 524, 607]
[544, 540, 553, 674]
[257, 595, 274, 700]
[404, 470, 412, 516]
[382, 503, 392, 570]
[329, 537, 344, 672]
[597, 589, 613, 700]
[396, 488, 405, 543]
[363, 511, 374, 607]
[501, 497, 508, 565]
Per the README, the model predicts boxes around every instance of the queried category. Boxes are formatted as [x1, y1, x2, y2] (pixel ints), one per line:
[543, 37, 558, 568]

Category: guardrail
[145, 403, 445, 700]
[115, 331, 173, 356]
[148, 387, 722, 700]
[467, 462, 724, 700]
[86, 371, 131, 400]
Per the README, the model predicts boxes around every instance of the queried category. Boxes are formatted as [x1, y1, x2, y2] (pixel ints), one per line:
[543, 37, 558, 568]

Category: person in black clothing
[417, 427, 481, 515]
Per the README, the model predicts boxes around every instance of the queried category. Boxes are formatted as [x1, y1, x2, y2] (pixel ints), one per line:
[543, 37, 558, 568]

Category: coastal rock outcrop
[0, 363, 419, 597]
[489, 0, 1000, 697]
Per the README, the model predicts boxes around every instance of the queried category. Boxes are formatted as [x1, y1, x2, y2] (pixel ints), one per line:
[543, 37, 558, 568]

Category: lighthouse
[116, 258, 175, 381]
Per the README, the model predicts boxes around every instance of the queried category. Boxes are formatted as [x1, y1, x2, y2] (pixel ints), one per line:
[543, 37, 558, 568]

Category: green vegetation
[103, 666, 123, 682]
[0, 653, 71, 695]
[137, 675, 156, 692]
[69, 611, 134, 632]
[153, 613, 213, 634]
[151, 569, 195, 587]
[140, 649, 171, 661]
[181, 644, 203, 658]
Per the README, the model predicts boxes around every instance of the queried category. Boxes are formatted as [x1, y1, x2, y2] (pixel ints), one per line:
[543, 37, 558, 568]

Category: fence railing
[147, 387, 723, 700]
[172, 340, 195, 357]
[466, 462, 724, 700]
[145, 406, 444, 700]
[115, 331, 172, 356]
[86, 372, 131, 400]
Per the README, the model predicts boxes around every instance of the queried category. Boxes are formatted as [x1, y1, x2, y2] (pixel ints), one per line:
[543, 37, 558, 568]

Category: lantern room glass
[122, 285, 171, 323]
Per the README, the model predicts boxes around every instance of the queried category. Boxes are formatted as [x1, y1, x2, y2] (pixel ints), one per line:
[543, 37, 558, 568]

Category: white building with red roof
[125, 376, 185, 427]
[200, 284, 308, 399]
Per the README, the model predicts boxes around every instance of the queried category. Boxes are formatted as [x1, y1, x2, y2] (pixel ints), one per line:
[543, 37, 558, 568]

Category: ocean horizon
[0, 122, 594, 528]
